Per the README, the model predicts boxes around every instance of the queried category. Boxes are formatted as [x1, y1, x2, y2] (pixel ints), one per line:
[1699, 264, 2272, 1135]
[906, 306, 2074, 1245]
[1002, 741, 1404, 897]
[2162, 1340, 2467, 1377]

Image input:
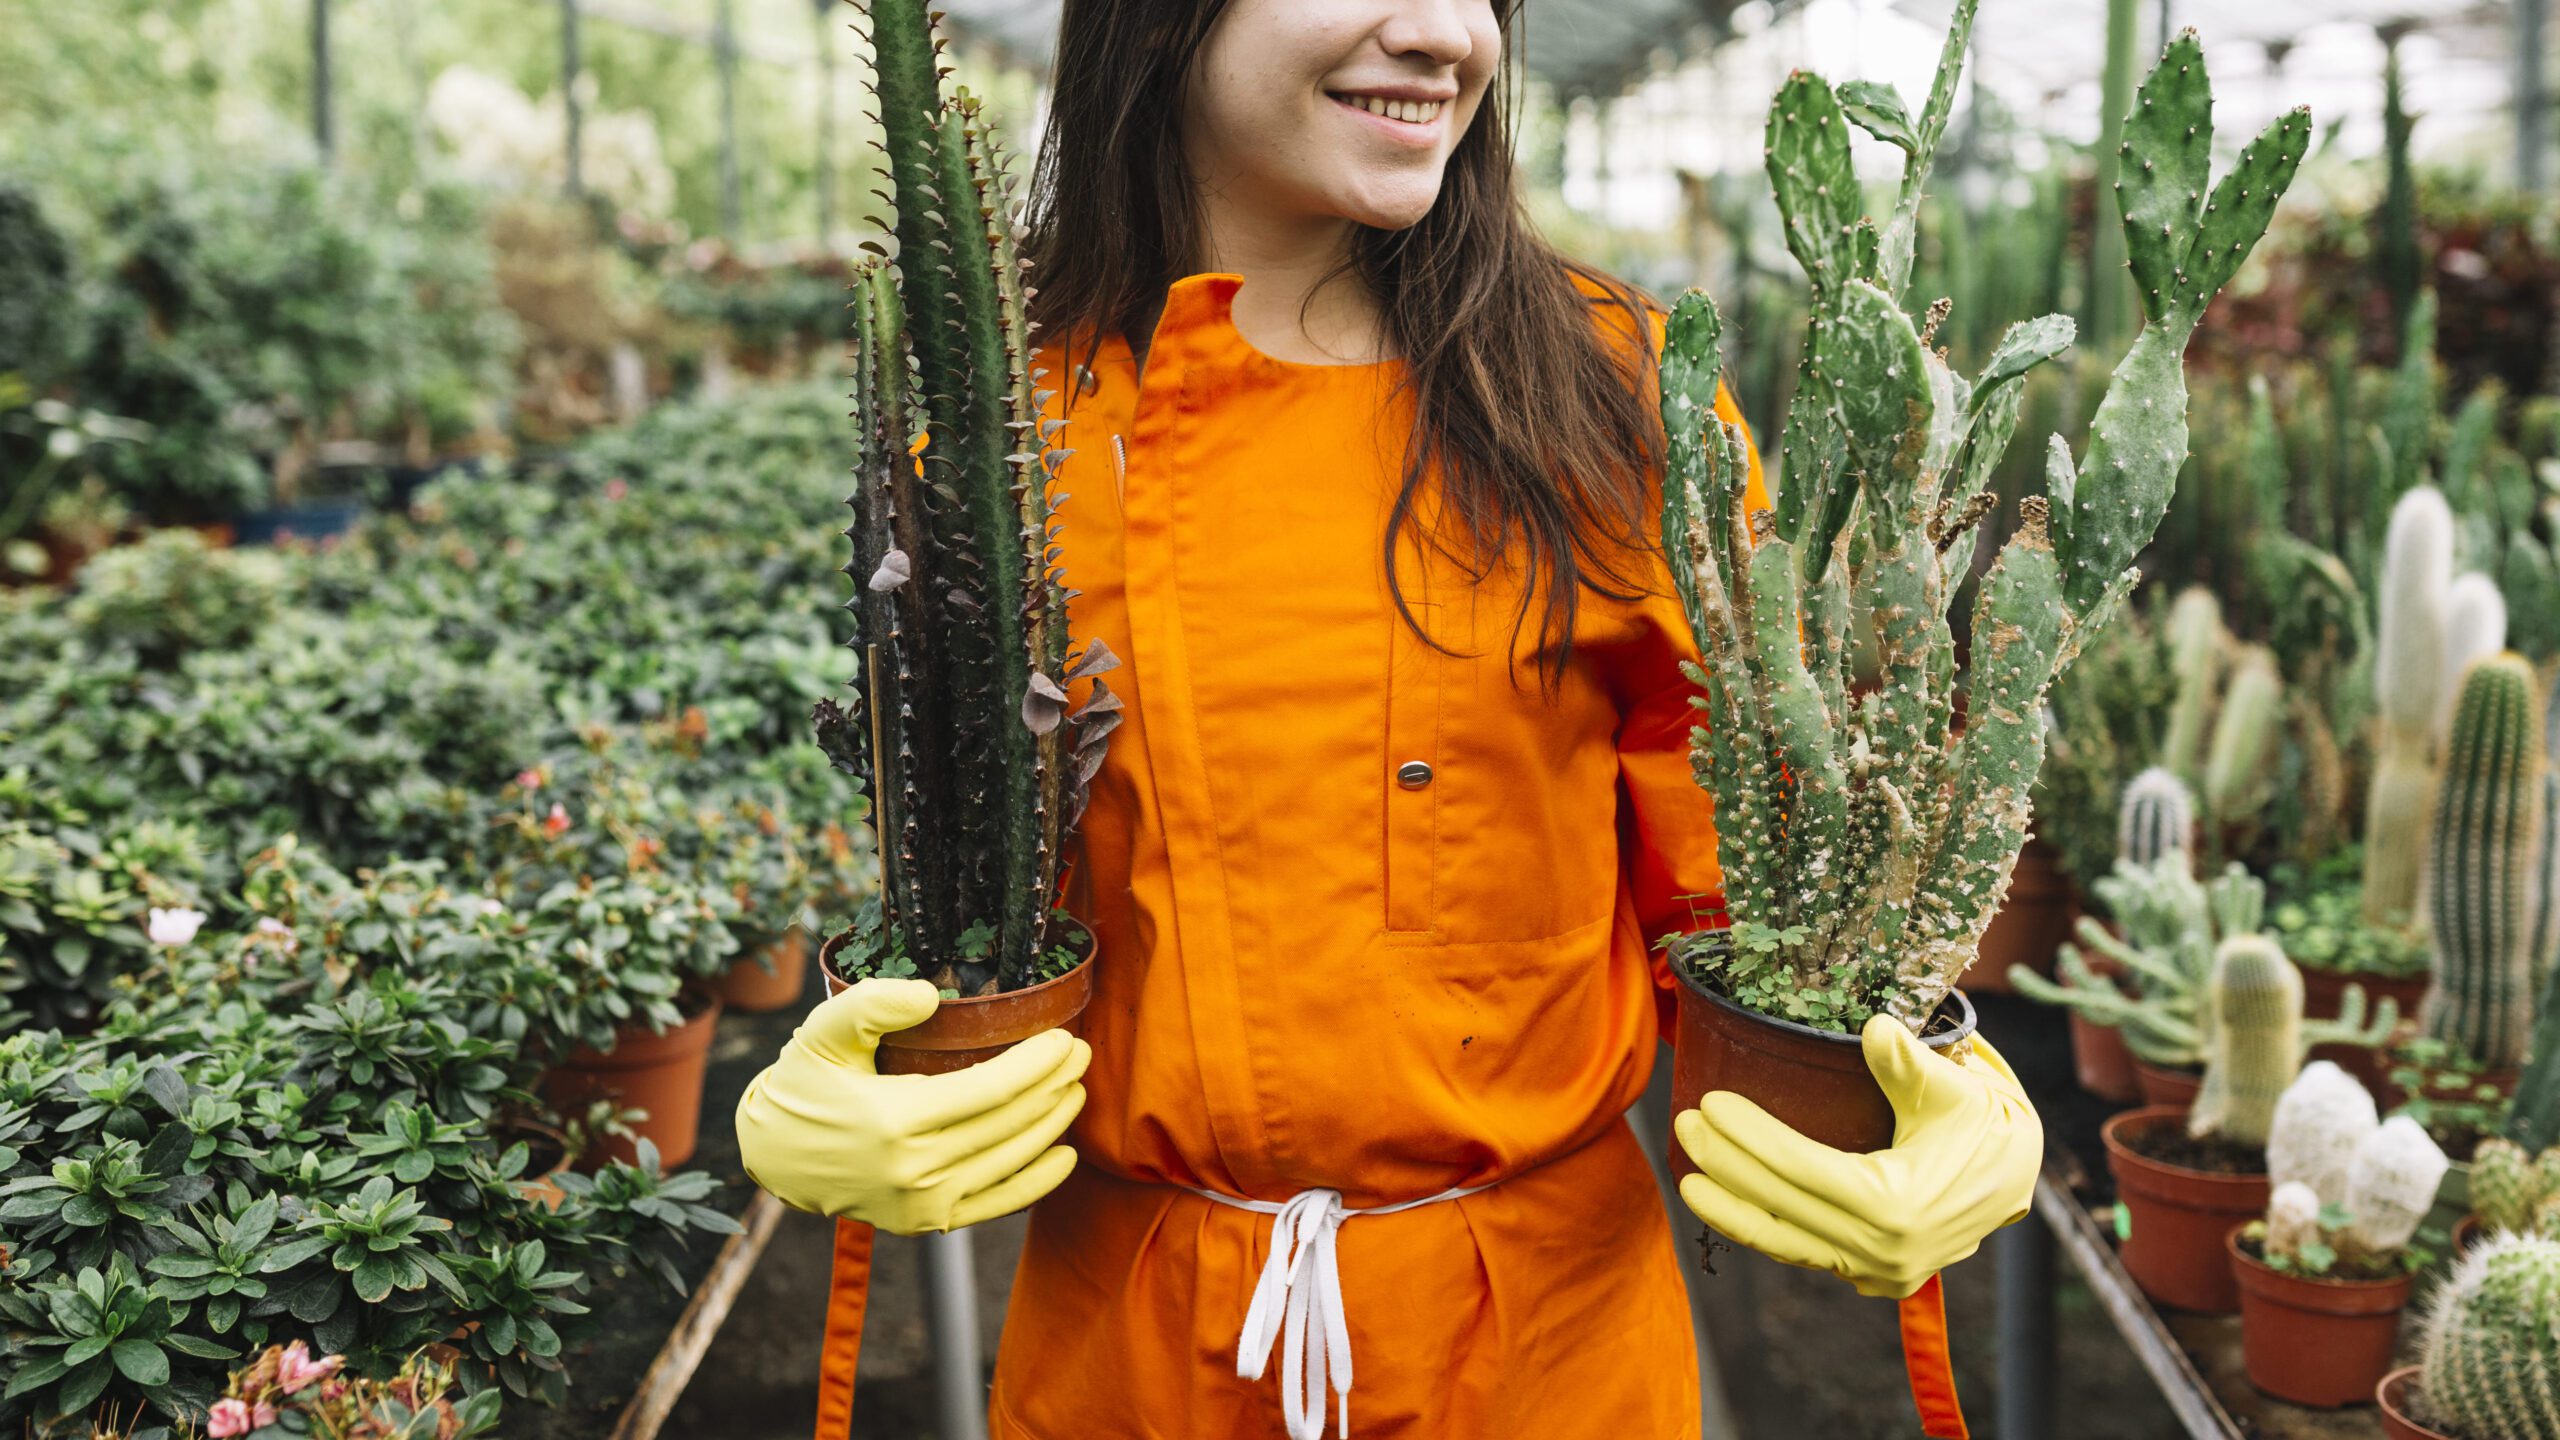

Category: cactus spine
[2188, 934, 2306, 1146]
[1663, 20, 2306, 1031]
[2365, 486, 2455, 926]
[2422, 653, 2547, 1069]
[2414, 1234, 2560, 1440]
[2118, 767, 2195, 870]
[811, 1, 1122, 993]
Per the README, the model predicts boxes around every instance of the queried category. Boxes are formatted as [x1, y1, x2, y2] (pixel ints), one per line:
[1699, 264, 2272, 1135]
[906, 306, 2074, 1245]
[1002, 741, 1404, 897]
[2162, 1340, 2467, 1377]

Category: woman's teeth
[1334, 94, 1443, 124]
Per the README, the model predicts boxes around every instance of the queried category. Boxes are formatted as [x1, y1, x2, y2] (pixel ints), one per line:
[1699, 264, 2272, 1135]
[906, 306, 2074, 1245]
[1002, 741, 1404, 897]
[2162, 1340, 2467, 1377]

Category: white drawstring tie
[1189, 1183, 1488, 1440]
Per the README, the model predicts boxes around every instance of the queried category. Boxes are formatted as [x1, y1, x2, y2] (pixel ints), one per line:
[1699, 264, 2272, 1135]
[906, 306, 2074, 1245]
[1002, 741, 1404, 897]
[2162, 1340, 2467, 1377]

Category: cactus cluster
[2421, 653, 2548, 1069]
[2471, 1137, 2560, 1237]
[1660, 14, 2308, 1031]
[2414, 1233, 2560, 1440]
[809, 1, 1123, 994]
[2117, 766, 2194, 871]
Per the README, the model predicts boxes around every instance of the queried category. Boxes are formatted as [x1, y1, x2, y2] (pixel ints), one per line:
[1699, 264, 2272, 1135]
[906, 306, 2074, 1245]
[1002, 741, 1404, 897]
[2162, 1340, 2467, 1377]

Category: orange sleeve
[1609, 348, 1770, 1042]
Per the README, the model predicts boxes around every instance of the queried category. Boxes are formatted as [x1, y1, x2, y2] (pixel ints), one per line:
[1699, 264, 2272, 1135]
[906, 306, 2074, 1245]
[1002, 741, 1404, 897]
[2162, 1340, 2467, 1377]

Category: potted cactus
[2377, 1232, 2560, 1440]
[1655, 12, 2307, 1152]
[2458, 1137, 2560, 1254]
[2229, 1065, 2448, 1407]
[808, 0, 1123, 1074]
[2099, 927, 2398, 1312]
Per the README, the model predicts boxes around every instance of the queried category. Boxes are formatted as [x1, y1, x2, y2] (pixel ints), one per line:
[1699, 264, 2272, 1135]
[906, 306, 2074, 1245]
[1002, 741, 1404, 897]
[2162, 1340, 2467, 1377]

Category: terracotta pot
[2134, 1058, 2204, 1110]
[2450, 1214, 2482, 1256]
[1668, 969, 1977, 1173]
[2102, 1106, 2268, 1313]
[2229, 1224, 2414, 1406]
[542, 986, 724, 1169]
[818, 919, 1098, 1076]
[2376, 1367, 2456, 1440]
[2072, 1011, 2143, 1104]
[495, 1118, 575, 1212]
[1963, 840, 2078, 994]
[711, 927, 811, 1013]
[2299, 965, 2430, 1095]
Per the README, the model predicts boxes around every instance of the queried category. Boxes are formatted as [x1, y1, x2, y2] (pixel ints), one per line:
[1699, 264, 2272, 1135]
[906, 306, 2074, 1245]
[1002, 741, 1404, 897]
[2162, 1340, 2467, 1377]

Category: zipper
[1111, 432, 1128, 510]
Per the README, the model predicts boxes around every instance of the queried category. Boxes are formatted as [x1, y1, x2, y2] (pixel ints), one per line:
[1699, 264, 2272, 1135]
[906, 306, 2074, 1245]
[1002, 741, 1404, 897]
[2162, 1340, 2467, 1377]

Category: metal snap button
[1075, 364, 1100, 395]
[1396, 760, 1433, 789]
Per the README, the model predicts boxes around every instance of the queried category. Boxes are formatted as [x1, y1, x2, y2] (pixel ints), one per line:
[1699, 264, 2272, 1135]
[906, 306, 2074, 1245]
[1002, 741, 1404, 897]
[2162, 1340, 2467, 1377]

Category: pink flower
[276, 1339, 343, 1395]
[515, 768, 544, 791]
[148, 905, 207, 947]
[253, 1401, 278, 1427]
[207, 1399, 253, 1437]
[604, 478, 629, 501]
[543, 802, 571, 838]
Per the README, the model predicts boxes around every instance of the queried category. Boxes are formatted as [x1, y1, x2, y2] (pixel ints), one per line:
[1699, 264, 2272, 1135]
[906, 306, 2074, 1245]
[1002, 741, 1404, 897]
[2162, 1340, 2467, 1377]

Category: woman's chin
[1326, 184, 1444, 234]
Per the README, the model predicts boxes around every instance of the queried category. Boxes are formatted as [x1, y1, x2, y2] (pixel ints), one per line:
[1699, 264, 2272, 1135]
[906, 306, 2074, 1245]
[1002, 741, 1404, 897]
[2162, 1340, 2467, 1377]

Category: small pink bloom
[207, 1399, 253, 1437]
[276, 1340, 343, 1394]
[543, 802, 571, 838]
[604, 478, 629, 501]
[516, 768, 544, 791]
[253, 1401, 278, 1427]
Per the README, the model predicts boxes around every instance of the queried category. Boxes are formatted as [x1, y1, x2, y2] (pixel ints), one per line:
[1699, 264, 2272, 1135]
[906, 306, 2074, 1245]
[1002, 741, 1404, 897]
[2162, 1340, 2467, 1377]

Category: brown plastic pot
[2450, 1214, 2482, 1256]
[710, 927, 811, 1013]
[2072, 1011, 2143, 1104]
[1963, 840, 2077, 994]
[818, 919, 1098, 1076]
[2229, 1224, 2414, 1407]
[2102, 1106, 2268, 1313]
[2299, 965, 2429, 1095]
[1668, 970, 1976, 1173]
[2134, 1058, 2203, 1111]
[2376, 1367, 2456, 1440]
[542, 985, 724, 1170]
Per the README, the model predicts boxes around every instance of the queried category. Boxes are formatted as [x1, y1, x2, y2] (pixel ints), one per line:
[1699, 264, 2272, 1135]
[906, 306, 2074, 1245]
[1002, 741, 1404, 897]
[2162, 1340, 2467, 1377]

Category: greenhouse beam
[562, 0, 585, 197]
[310, 0, 333, 161]
[2524, 0, 2551, 192]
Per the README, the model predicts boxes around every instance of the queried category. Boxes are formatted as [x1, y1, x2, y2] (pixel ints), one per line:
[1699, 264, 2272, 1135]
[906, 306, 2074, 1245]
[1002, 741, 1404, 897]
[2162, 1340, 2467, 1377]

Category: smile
[1326, 91, 1447, 127]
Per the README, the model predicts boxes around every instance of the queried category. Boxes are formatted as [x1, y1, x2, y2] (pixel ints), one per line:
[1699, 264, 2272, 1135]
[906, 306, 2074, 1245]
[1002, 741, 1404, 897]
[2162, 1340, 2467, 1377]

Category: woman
[738, 2, 2042, 1436]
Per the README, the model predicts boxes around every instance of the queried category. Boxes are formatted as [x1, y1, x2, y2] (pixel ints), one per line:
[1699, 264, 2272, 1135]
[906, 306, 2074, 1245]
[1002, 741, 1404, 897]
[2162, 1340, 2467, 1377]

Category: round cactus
[2476, 1138, 2539, 1234]
[2118, 766, 2196, 871]
[2415, 1233, 2560, 1440]
[2188, 933, 2305, 1148]
[2267, 1059, 2378, 1206]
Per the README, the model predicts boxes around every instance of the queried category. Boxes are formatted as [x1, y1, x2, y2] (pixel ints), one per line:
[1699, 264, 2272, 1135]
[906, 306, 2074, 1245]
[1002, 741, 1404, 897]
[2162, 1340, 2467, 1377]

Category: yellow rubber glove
[1674, 1015, 2041, 1299]
[735, 978, 1091, 1234]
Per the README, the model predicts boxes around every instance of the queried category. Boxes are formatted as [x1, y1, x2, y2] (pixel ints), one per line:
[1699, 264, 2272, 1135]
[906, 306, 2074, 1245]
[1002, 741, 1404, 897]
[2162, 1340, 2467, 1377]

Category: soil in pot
[819, 917, 1099, 1076]
[1963, 840, 2077, 994]
[2376, 1367, 2456, 1440]
[2229, 1227, 2415, 1407]
[542, 985, 724, 1170]
[2102, 1106, 2268, 1313]
[711, 927, 811, 1013]
[2134, 1058, 2203, 1111]
[1668, 964, 1976, 1171]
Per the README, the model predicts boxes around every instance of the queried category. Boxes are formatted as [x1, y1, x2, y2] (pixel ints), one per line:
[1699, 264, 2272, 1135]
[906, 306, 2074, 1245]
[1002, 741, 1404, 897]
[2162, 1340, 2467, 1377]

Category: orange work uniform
[824, 269, 1766, 1439]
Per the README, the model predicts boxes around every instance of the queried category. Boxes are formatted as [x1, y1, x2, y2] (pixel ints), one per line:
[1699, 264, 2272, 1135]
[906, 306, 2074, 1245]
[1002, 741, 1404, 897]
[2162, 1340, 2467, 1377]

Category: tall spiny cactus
[2202, 644, 2282, 832]
[1662, 18, 2307, 1031]
[2118, 766, 2195, 870]
[2422, 652, 2547, 1069]
[2415, 1234, 2560, 1440]
[2159, 586, 2225, 785]
[810, 1, 1122, 994]
[2514, 676, 2560, 1152]
[2188, 934, 2305, 1146]
[2364, 486, 2455, 927]
[2439, 574, 2510, 746]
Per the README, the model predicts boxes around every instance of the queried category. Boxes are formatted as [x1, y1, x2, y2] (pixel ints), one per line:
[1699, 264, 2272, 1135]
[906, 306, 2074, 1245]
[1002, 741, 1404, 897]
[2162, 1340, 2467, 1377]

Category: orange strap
[1897, 1273, 1969, 1439]
[812, 1219, 877, 1440]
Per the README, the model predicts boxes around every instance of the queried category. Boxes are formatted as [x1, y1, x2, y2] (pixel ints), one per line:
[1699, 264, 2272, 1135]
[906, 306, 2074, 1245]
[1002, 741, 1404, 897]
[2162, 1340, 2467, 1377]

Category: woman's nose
[1376, 0, 1480, 67]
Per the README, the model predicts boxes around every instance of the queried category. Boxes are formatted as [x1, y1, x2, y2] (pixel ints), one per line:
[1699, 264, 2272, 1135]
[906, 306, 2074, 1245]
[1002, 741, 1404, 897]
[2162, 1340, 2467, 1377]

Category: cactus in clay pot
[2188, 934, 2305, 1147]
[2413, 1233, 2560, 1440]
[1659, 16, 2308, 1031]
[2255, 1114, 2447, 1272]
[2420, 652, 2547, 1069]
[810, 0, 1124, 994]
[2118, 766, 2195, 871]
[2364, 487, 2454, 927]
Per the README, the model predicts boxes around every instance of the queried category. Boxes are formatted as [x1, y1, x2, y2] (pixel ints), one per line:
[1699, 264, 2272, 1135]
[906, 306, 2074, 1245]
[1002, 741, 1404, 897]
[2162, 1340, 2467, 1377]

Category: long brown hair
[1020, 0, 1667, 692]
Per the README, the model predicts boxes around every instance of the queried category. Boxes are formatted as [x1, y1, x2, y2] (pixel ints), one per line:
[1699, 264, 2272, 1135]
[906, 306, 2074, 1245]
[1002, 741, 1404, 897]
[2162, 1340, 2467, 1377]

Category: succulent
[2187, 934, 2304, 1146]
[811, 1, 1123, 994]
[2414, 1234, 2560, 1440]
[2267, 1059, 2378, 1206]
[2117, 766, 2194, 871]
[2363, 486, 2454, 928]
[2470, 1138, 2560, 1237]
[2257, 1110, 2447, 1271]
[1660, 17, 2306, 1031]
[2420, 653, 2547, 1070]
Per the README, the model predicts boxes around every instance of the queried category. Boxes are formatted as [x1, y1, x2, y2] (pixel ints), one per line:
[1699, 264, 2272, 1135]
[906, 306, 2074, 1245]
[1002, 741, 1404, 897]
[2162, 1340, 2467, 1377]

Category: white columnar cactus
[2266, 1059, 2379, 1206]
[2365, 486, 2455, 926]
[2439, 573, 2511, 748]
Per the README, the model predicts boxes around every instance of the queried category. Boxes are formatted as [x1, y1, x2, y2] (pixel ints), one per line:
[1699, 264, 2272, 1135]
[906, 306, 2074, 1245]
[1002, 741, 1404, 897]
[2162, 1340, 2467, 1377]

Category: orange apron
[820, 269, 1771, 1439]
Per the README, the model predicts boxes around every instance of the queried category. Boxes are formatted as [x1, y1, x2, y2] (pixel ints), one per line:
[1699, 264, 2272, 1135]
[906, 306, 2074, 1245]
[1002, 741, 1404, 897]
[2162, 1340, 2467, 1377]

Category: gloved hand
[735, 978, 1091, 1234]
[1674, 1015, 2041, 1299]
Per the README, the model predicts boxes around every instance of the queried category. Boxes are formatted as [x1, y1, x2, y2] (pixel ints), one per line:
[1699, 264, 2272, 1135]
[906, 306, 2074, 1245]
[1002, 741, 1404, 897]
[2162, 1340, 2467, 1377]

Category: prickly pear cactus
[2364, 486, 2453, 927]
[2267, 1059, 2378, 1206]
[812, 0, 1123, 993]
[2188, 934, 2305, 1147]
[1659, 17, 2307, 1031]
[2118, 766, 2195, 870]
[2415, 1234, 2560, 1440]
[2421, 652, 2548, 1069]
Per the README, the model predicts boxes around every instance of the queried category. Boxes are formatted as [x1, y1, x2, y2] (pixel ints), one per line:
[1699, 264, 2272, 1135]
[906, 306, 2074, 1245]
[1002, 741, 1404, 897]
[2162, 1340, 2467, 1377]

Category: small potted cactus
[2099, 929, 2397, 1312]
[2377, 1232, 2560, 1440]
[2456, 1137, 2560, 1253]
[2229, 1068, 2448, 1407]
[1657, 13, 2307, 1151]
[810, 0, 1123, 1074]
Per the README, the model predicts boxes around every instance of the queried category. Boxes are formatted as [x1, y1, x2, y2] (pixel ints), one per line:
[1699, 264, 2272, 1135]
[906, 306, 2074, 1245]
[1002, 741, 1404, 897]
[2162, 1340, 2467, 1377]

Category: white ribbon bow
[1190, 1183, 1488, 1440]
